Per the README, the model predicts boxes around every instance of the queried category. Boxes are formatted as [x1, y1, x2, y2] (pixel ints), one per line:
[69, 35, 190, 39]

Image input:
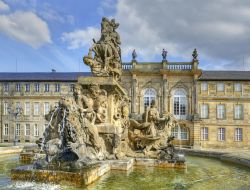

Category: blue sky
[0, 0, 250, 72]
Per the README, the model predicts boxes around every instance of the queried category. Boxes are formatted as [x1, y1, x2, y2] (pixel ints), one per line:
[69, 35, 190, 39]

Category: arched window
[171, 125, 189, 140]
[173, 88, 187, 120]
[143, 88, 156, 107]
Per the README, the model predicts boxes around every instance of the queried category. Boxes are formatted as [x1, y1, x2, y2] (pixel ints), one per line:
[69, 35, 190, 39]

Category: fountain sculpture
[11, 17, 185, 186]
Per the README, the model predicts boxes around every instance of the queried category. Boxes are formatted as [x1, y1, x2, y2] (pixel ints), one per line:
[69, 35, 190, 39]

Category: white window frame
[4, 102, 9, 115]
[34, 102, 40, 115]
[217, 104, 226, 119]
[25, 124, 30, 136]
[16, 123, 21, 136]
[34, 83, 40, 92]
[34, 124, 39, 137]
[3, 83, 9, 92]
[201, 82, 208, 91]
[16, 83, 21, 92]
[201, 127, 208, 141]
[3, 123, 9, 136]
[235, 128, 243, 141]
[218, 128, 225, 141]
[171, 126, 189, 140]
[25, 83, 30, 92]
[24, 102, 30, 115]
[44, 84, 50, 92]
[55, 83, 60, 92]
[217, 83, 225, 92]
[143, 88, 156, 107]
[234, 83, 242, 92]
[173, 88, 187, 120]
[234, 104, 243, 119]
[44, 102, 50, 115]
[200, 104, 209, 119]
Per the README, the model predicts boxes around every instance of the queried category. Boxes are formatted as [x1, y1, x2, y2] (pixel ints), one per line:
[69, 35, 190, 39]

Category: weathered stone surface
[108, 158, 134, 170]
[135, 158, 186, 169]
[11, 162, 110, 186]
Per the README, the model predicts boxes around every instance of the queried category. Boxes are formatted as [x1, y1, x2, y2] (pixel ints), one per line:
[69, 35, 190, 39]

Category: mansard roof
[0, 72, 91, 82]
[199, 71, 250, 81]
[0, 70, 250, 82]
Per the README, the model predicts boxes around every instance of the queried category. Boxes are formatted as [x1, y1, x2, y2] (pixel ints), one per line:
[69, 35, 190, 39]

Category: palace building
[1, 57, 250, 149]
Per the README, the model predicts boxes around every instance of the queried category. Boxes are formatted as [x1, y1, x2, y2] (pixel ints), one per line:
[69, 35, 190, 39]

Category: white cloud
[0, 1, 9, 11]
[61, 27, 100, 49]
[0, 11, 51, 48]
[112, 0, 250, 69]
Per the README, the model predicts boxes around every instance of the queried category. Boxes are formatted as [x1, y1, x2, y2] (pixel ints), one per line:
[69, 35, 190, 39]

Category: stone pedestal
[11, 162, 111, 186]
[78, 76, 128, 125]
[135, 158, 186, 169]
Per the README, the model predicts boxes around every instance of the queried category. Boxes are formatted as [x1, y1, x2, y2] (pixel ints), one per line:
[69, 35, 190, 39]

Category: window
[44, 84, 50, 92]
[4, 102, 9, 115]
[25, 124, 30, 136]
[34, 102, 40, 115]
[16, 102, 22, 114]
[44, 102, 50, 115]
[201, 127, 208, 140]
[218, 128, 225, 141]
[16, 124, 21, 136]
[180, 127, 188, 140]
[143, 88, 156, 107]
[16, 83, 21, 92]
[171, 126, 189, 140]
[201, 82, 208, 91]
[200, 104, 209, 119]
[24, 102, 30, 115]
[70, 84, 74, 92]
[235, 128, 243, 141]
[234, 83, 242, 92]
[173, 88, 187, 120]
[171, 127, 178, 138]
[234, 105, 243, 119]
[25, 84, 30, 92]
[34, 83, 40, 92]
[34, 124, 39, 136]
[3, 83, 9, 92]
[55, 83, 60, 92]
[217, 83, 224, 92]
[3, 124, 9, 136]
[217, 104, 226, 119]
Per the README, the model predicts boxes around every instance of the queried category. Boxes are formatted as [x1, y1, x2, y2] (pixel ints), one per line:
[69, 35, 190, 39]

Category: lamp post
[7, 104, 22, 146]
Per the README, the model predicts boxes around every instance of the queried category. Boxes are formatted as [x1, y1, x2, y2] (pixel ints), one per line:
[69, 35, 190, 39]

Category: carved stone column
[131, 74, 137, 114]
[162, 74, 167, 113]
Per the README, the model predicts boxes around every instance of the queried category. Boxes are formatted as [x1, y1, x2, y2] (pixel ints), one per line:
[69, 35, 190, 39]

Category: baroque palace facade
[1, 58, 250, 149]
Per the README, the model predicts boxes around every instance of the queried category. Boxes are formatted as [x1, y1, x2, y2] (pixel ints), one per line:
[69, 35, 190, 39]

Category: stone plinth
[135, 158, 186, 169]
[20, 152, 34, 163]
[11, 162, 110, 186]
[108, 158, 134, 170]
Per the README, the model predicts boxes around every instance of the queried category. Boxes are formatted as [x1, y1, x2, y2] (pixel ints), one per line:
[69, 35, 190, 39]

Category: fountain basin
[11, 158, 186, 186]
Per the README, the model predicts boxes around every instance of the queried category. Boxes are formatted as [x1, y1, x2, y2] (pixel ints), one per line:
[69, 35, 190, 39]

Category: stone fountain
[11, 17, 185, 187]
